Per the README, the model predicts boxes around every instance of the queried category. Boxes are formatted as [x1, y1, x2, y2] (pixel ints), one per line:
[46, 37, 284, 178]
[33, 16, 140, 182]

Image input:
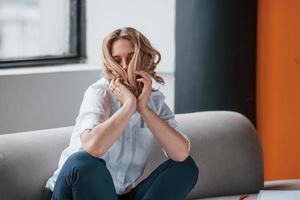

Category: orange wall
[257, 0, 300, 180]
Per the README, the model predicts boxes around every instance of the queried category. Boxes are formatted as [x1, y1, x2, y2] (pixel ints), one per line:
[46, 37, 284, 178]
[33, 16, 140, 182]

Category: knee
[175, 155, 199, 180]
[59, 151, 113, 189]
[65, 150, 106, 174]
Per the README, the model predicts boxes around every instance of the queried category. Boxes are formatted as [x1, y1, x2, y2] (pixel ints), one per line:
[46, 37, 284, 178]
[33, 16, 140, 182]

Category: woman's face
[111, 38, 134, 72]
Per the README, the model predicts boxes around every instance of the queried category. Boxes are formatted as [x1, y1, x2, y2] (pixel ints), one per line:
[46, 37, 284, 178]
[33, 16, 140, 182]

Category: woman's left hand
[136, 70, 152, 112]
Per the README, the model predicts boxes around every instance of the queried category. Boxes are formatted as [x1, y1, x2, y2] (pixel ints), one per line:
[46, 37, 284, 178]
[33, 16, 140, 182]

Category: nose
[121, 58, 128, 70]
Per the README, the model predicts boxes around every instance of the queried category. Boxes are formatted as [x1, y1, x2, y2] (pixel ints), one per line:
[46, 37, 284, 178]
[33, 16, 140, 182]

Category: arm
[81, 99, 136, 157]
[135, 70, 190, 162]
[80, 77, 137, 157]
[139, 105, 190, 162]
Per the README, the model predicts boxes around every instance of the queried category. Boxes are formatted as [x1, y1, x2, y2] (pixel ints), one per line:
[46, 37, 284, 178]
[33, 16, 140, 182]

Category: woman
[46, 27, 199, 200]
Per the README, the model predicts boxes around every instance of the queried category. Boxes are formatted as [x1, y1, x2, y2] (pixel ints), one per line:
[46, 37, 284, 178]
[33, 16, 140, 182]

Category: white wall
[87, 0, 176, 73]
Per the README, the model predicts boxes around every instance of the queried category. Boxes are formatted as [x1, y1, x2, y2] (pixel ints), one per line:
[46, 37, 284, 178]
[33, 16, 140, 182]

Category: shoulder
[150, 89, 165, 100]
[84, 77, 110, 97]
[82, 77, 113, 106]
[149, 89, 166, 112]
[87, 77, 109, 93]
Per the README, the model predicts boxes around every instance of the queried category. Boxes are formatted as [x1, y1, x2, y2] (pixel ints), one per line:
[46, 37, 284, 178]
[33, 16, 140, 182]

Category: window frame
[0, 0, 86, 69]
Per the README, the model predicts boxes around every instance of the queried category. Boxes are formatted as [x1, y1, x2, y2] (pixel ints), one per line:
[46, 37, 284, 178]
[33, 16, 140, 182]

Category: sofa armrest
[140, 111, 264, 199]
[0, 126, 73, 200]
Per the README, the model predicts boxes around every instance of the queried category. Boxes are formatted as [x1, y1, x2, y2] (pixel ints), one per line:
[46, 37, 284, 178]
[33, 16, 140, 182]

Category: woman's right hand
[109, 78, 137, 109]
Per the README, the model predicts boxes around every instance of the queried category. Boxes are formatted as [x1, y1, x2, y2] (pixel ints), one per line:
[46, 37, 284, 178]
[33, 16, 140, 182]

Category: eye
[128, 53, 134, 59]
[114, 57, 121, 64]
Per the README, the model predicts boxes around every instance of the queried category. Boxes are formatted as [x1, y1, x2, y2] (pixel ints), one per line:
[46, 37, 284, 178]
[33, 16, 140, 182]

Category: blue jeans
[51, 151, 199, 200]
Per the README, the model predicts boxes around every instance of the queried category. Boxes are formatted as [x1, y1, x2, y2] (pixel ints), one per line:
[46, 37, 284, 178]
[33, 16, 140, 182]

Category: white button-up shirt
[45, 77, 191, 195]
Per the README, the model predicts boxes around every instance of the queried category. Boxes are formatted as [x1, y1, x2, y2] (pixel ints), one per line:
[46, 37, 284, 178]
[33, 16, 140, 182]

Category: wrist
[137, 104, 150, 115]
[123, 99, 137, 113]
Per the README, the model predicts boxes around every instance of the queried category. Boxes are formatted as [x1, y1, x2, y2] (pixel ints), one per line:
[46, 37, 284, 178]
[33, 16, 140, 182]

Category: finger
[137, 70, 150, 78]
[109, 78, 116, 91]
[136, 71, 147, 81]
[109, 79, 114, 88]
[109, 81, 114, 91]
[112, 86, 119, 93]
[115, 78, 121, 86]
[112, 78, 117, 86]
[115, 78, 125, 88]
[137, 78, 147, 86]
[137, 71, 152, 83]
[110, 78, 117, 87]
[143, 72, 152, 83]
[137, 73, 151, 86]
[110, 84, 116, 92]
[112, 88, 117, 94]
[113, 88, 120, 94]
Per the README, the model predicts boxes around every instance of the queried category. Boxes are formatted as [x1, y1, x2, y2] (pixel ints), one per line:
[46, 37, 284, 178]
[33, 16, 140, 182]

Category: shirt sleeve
[69, 84, 111, 149]
[157, 93, 191, 159]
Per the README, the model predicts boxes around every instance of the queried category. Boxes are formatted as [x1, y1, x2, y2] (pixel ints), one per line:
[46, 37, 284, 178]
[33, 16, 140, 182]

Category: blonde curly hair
[101, 27, 165, 97]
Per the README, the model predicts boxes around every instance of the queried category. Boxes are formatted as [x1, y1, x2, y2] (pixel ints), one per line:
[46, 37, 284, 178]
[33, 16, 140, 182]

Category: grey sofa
[0, 111, 264, 200]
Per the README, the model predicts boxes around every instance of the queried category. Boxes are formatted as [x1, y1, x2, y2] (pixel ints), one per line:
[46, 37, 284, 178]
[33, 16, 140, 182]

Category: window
[0, 0, 86, 68]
